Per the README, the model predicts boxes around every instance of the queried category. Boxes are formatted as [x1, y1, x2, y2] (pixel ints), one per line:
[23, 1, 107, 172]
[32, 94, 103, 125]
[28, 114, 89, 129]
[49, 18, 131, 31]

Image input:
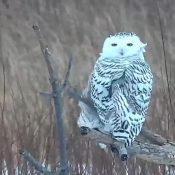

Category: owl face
[101, 32, 147, 59]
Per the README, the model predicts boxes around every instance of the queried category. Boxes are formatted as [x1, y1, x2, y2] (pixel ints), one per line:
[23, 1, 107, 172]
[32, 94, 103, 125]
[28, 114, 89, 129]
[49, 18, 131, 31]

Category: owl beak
[120, 49, 124, 56]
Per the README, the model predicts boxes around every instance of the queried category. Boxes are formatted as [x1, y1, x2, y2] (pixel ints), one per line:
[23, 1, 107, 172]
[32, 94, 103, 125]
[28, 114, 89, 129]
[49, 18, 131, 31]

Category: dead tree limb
[20, 24, 72, 175]
[19, 149, 53, 175]
[85, 129, 175, 165]
[32, 24, 69, 175]
[62, 56, 73, 91]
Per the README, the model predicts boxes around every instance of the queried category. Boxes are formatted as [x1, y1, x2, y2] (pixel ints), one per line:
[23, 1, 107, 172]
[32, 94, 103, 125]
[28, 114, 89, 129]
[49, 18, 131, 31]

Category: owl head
[100, 32, 147, 59]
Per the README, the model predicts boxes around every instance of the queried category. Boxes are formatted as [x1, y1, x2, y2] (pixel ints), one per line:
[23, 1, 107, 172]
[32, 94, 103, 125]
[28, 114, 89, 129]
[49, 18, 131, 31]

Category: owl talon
[80, 126, 90, 135]
[110, 144, 118, 153]
[121, 154, 128, 161]
[93, 127, 100, 131]
[110, 145, 128, 161]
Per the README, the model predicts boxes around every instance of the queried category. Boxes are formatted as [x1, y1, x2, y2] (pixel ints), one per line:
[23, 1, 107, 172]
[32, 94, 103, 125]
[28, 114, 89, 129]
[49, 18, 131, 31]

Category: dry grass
[0, 0, 175, 174]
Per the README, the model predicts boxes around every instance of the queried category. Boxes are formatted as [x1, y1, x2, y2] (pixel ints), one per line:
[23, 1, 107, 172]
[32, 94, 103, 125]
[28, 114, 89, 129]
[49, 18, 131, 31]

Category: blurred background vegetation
[0, 0, 175, 174]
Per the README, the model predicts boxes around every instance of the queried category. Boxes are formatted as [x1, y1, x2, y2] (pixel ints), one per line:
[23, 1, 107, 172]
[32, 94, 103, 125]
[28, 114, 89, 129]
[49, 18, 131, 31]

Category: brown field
[0, 0, 175, 174]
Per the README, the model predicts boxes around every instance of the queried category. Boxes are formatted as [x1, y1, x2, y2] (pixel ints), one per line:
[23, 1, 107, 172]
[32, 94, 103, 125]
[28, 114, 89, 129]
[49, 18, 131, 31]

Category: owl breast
[90, 58, 126, 122]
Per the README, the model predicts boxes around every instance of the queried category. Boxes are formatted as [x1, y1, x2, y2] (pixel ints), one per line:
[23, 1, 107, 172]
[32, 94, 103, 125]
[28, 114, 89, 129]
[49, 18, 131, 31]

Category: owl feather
[78, 32, 153, 155]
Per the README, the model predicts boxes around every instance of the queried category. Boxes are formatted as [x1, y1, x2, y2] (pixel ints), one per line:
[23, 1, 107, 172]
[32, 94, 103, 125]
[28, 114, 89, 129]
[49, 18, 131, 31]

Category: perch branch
[86, 129, 175, 165]
[140, 127, 167, 146]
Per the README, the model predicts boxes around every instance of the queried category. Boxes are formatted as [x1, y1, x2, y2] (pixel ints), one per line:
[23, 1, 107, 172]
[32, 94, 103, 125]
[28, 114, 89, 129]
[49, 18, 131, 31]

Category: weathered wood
[86, 129, 175, 165]
[33, 24, 69, 175]
[19, 149, 53, 175]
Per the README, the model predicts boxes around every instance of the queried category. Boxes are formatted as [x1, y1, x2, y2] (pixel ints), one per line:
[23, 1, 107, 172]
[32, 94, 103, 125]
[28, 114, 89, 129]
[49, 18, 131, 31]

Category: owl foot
[110, 144, 118, 153]
[80, 126, 90, 135]
[93, 127, 100, 131]
[121, 154, 128, 161]
[110, 144, 128, 161]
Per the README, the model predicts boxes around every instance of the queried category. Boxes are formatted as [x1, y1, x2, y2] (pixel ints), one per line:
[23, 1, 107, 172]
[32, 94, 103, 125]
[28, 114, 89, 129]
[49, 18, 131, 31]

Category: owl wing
[90, 60, 127, 120]
[124, 60, 153, 118]
[111, 60, 153, 145]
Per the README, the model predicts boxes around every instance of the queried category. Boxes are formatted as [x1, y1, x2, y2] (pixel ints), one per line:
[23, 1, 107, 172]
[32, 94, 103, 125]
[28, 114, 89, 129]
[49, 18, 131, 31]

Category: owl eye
[127, 43, 133, 46]
[111, 43, 117, 46]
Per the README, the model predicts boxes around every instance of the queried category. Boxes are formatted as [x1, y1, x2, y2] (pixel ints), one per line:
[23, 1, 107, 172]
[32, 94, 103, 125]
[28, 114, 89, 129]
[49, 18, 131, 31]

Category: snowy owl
[77, 32, 153, 160]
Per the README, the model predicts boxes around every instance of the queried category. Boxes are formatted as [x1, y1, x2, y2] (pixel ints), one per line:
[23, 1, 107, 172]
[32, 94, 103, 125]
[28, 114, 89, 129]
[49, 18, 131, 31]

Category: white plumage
[78, 32, 153, 147]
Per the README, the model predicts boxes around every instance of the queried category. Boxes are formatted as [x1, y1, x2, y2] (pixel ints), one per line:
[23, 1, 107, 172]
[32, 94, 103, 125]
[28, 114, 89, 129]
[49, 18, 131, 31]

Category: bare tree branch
[62, 56, 73, 91]
[0, 12, 6, 125]
[67, 86, 95, 109]
[86, 129, 175, 165]
[19, 149, 53, 175]
[32, 24, 69, 175]
[140, 128, 167, 146]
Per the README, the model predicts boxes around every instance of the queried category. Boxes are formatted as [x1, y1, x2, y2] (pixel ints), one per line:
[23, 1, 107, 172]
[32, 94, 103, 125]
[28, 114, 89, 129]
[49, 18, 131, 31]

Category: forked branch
[32, 24, 69, 175]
